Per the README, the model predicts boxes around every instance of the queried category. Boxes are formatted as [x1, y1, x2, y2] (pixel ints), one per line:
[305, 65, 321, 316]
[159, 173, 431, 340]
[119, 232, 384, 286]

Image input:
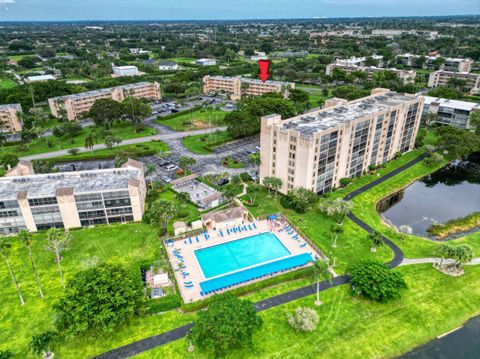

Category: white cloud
[0, 0, 16, 4]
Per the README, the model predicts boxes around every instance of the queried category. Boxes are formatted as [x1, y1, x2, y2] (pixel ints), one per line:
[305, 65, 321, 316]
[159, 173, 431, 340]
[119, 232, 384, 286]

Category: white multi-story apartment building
[423, 96, 480, 129]
[335, 55, 384, 67]
[203, 75, 295, 100]
[0, 159, 146, 235]
[0, 103, 23, 133]
[326, 63, 416, 85]
[112, 64, 140, 77]
[398, 55, 473, 73]
[260, 89, 423, 195]
[48, 82, 160, 121]
[428, 70, 480, 94]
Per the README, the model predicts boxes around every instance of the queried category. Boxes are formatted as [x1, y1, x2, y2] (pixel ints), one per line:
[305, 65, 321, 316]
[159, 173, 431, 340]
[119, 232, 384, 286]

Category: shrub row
[144, 294, 182, 314]
[428, 212, 480, 239]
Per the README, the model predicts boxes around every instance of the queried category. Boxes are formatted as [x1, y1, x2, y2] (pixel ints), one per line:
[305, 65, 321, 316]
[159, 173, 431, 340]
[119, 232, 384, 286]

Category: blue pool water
[195, 232, 291, 278]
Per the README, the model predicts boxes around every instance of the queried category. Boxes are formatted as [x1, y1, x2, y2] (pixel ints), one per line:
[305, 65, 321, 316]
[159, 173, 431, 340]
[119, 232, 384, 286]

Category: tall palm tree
[0, 237, 25, 305]
[329, 224, 344, 248]
[18, 230, 44, 298]
[311, 259, 330, 306]
[45, 228, 72, 289]
[248, 153, 261, 180]
[84, 132, 97, 150]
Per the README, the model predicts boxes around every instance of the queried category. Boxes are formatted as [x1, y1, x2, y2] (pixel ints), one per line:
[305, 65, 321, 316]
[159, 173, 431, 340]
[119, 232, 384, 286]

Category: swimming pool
[195, 232, 291, 278]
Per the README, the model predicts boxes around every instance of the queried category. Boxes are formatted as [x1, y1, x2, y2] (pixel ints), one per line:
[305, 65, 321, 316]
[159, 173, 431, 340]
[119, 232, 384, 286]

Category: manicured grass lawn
[246, 189, 392, 273]
[136, 264, 480, 359]
[182, 131, 233, 154]
[0, 223, 165, 357]
[157, 109, 226, 131]
[47, 140, 169, 162]
[222, 156, 245, 168]
[0, 78, 18, 89]
[295, 83, 331, 108]
[170, 57, 196, 63]
[0, 122, 157, 157]
[349, 157, 480, 258]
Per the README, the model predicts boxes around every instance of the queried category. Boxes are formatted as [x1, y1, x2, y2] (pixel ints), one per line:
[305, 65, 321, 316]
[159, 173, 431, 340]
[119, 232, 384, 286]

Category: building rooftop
[113, 65, 138, 70]
[50, 82, 154, 102]
[206, 75, 291, 87]
[27, 74, 56, 82]
[0, 167, 141, 200]
[159, 61, 177, 66]
[0, 103, 21, 111]
[424, 96, 480, 112]
[277, 91, 419, 137]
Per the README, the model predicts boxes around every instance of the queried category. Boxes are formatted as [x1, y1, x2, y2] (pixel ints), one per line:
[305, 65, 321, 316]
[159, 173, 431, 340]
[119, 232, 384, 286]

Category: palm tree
[329, 224, 344, 248]
[0, 237, 25, 305]
[452, 245, 474, 270]
[311, 259, 330, 306]
[433, 244, 452, 268]
[176, 192, 190, 207]
[336, 199, 353, 224]
[145, 163, 156, 176]
[45, 228, 72, 289]
[368, 231, 383, 252]
[318, 198, 353, 224]
[28, 331, 56, 359]
[268, 177, 282, 198]
[248, 153, 260, 179]
[18, 230, 44, 298]
[84, 132, 97, 150]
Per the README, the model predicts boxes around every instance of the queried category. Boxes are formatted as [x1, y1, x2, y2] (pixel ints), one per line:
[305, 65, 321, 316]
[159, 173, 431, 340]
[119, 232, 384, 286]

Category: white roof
[113, 65, 138, 70]
[424, 96, 480, 112]
[27, 74, 56, 81]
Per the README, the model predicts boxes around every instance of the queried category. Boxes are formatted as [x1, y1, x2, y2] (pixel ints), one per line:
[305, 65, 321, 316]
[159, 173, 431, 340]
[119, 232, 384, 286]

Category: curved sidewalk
[94, 152, 427, 359]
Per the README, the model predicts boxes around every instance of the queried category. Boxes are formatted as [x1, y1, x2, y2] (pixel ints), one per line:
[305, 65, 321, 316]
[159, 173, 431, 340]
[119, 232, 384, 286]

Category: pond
[378, 155, 480, 238]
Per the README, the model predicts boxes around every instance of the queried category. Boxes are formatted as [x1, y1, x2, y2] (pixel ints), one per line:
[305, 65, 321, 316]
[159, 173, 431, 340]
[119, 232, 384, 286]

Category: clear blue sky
[0, 0, 479, 21]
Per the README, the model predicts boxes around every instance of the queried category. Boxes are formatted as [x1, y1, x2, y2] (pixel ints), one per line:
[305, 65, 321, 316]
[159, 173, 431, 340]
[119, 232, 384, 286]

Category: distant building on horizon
[196, 58, 217, 66]
[159, 61, 178, 71]
[326, 62, 416, 85]
[112, 64, 139, 77]
[25, 74, 56, 83]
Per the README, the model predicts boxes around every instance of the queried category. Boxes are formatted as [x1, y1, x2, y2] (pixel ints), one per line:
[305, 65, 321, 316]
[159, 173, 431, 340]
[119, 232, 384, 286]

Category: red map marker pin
[258, 59, 271, 82]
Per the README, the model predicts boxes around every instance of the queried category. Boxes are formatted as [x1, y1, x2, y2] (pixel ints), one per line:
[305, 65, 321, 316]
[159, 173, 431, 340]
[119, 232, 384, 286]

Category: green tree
[175, 192, 190, 207]
[470, 111, 480, 135]
[263, 176, 282, 198]
[104, 135, 122, 149]
[0, 152, 19, 170]
[28, 331, 56, 359]
[246, 183, 259, 205]
[45, 228, 72, 289]
[191, 293, 263, 357]
[222, 183, 239, 203]
[280, 187, 318, 213]
[318, 198, 353, 224]
[225, 110, 258, 138]
[367, 231, 383, 252]
[0, 349, 14, 359]
[248, 152, 261, 179]
[84, 132, 97, 150]
[349, 260, 408, 302]
[436, 126, 480, 159]
[178, 156, 196, 174]
[146, 199, 177, 234]
[433, 244, 454, 268]
[18, 230, 44, 298]
[87, 99, 123, 129]
[452, 244, 474, 270]
[122, 97, 151, 124]
[0, 237, 25, 305]
[329, 224, 344, 248]
[54, 264, 142, 337]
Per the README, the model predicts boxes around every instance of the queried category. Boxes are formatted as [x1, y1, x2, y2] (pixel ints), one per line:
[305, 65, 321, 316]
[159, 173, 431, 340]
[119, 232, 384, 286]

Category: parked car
[161, 175, 171, 183]
[165, 164, 178, 171]
[218, 178, 229, 186]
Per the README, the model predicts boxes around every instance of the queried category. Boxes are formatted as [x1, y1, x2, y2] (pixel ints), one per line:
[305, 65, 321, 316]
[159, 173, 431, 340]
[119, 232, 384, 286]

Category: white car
[165, 164, 177, 171]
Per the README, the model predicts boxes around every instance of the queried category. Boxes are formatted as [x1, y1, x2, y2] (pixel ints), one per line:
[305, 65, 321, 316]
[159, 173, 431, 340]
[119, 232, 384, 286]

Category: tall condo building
[48, 82, 160, 121]
[0, 159, 146, 235]
[0, 103, 23, 133]
[203, 75, 295, 100]
[260, 89, 423, 195]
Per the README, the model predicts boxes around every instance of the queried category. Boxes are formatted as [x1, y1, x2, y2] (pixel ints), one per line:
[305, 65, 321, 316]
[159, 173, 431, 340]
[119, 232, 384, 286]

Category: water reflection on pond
[379, 156, 480, 238]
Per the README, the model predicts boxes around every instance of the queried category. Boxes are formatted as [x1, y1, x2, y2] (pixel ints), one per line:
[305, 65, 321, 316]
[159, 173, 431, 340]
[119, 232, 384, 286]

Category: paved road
[93, 152, 430, 359]
[20, 127, 226, 161]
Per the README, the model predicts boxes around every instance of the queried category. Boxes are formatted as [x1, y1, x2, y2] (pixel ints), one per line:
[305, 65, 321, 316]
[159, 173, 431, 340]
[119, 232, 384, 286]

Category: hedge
[180, 266, 312, 312]
[144, 294, 182, 314]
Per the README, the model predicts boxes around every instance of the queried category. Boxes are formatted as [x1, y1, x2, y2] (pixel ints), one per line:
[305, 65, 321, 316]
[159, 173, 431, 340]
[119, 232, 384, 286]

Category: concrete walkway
[400, 257, 480, 266]
[93, 152, 441, 359]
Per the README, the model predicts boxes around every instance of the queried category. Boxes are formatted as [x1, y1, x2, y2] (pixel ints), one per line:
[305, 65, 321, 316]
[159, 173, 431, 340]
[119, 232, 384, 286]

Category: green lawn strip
[222, 156, 245, 168]
[45, 140, 169, 163]
[350, 158, 480, 258]
[0, 122, 157, 157]
[181, 131, 233, 154]
[246, 189, 392, 273]
[0, 78, 18, 89]
[132, 264, 480, 359]
[157, 109, 226, 131]
[0, 223, 169, 357]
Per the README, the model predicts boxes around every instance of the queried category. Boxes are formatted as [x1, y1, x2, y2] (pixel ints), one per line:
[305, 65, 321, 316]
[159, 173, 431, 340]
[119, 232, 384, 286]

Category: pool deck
[166, 219, 319, 303]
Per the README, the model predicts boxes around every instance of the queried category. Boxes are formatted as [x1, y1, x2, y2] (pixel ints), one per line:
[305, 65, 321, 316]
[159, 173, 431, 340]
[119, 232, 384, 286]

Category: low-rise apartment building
[196, 58, 217, 66]
[397, 55, 473, 72]
[0, 103, 23, 133]
[326, 63, 416, 85]
[423, 96, 480, 129]
[335, 55, 384, 67]
[443, 58, 473, 73]
[0, 159, 146, 235]
[428, 70, 480, 94]
[48, 82, 160, 121]
[260, 89, 423, 195]
[203, 75, 295, 100]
